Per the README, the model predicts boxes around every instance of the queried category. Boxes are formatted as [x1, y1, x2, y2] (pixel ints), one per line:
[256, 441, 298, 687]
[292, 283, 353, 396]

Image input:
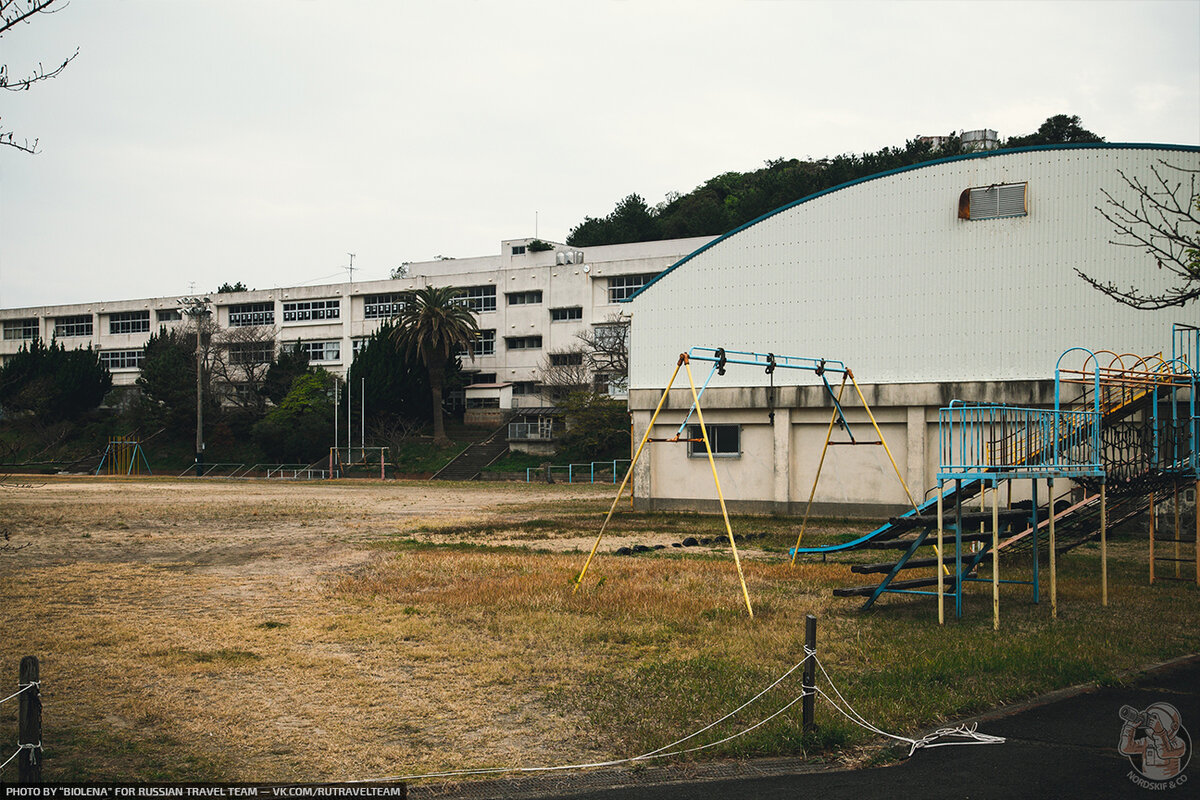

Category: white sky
[1, 0, 1198, 308]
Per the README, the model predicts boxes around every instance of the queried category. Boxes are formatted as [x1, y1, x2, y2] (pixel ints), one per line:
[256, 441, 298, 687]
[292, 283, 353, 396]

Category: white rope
[813, 655, 1004, 756]
[0, 742, 40, 774]
[346, 648, 1002, 784]
[0, 682, 38, 707]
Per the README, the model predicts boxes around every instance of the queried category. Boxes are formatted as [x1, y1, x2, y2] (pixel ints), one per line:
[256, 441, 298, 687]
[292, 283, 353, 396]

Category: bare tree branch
[1, 0, 77, 154]
[1079, 161, 1200, 309]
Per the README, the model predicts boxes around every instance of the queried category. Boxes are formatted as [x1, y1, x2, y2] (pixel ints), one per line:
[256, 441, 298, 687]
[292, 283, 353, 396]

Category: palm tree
[391, 285, 480, 444]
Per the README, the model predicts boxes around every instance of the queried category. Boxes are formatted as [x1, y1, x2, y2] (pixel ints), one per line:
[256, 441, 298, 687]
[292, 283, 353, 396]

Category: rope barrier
[0, 742, 40, 774]
[0, 681, 38, 707]
[347, 650, 1003, 784]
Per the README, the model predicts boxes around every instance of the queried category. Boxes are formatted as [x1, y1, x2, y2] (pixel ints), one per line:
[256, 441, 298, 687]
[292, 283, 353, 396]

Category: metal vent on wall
[958, 182, 1028, 220]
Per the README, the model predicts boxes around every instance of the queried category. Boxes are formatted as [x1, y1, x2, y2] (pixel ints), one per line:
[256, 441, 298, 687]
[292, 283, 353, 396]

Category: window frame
[99, 349, 145, 370]
[454, 285, 497, 313]
[550, 306, 583, 322]
[686, 424, 742, 458]
[108, 310, 151, 335]
[504, 335, 542, 351]
[506, 290, 543, 306]
[282, 299, 340, 323]
[227, 302, 275, 327]
[607, 273, 655, 303]
[54, 315, 93, 338]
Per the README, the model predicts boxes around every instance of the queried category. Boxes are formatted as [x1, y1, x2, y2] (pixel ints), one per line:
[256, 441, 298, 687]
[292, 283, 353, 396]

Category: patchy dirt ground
[0, 477, 633, 782]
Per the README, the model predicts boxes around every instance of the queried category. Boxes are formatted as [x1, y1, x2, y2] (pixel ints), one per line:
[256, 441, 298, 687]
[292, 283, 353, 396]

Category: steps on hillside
[431, 427, 510, 481]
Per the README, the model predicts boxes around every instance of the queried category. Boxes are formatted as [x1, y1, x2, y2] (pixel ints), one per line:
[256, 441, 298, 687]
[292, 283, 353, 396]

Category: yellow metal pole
[937, 483, 945, 625]
[1174, 484, 1181, 579]
[790, 374, 848, 565]
[992, 482, 999, 631]
[849, 372, 919, 512]
[683, 357, 754, 618]
[573, 355, 685, 593]
[1149, 491, 1156, 585]
[1101, 483, 1108, 606]
[1049, 479, 1057, 619]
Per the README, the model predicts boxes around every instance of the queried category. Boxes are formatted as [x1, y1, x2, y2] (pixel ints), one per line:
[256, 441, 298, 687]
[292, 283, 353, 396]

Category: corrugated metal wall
[629, 146, 1200, 389]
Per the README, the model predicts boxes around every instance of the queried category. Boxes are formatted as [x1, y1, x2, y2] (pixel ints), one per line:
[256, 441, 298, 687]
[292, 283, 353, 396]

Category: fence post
[802, 614, 816, 736]
[18, 656, 41, 784]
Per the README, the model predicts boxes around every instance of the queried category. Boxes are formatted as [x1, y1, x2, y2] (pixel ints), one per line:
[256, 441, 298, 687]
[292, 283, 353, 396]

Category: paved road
[414, 655, 1199, 799]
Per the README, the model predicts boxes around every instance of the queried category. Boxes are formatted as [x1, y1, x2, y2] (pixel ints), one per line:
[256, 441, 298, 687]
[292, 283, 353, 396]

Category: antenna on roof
[346, 253, 356, 284]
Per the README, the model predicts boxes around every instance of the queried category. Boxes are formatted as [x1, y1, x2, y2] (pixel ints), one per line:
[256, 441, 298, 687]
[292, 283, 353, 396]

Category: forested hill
[566, 114, 1103, 247]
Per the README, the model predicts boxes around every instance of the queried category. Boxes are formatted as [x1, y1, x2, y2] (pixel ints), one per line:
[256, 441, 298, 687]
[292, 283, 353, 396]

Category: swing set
[572, 346, 920, 617]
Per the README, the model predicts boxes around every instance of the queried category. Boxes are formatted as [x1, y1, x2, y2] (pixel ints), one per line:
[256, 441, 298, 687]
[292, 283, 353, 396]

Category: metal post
[992, 481, 1000, 631]
[1031, 479, 1040, 603]
[1101, 482, 1108, 606]
[802, 614, 816, 735]
[18, 656, 41, 784]
[1049, 478, 1057, 619]
[955, 479, 963, 619]
[937, 482, 945, 625]
[1149, 490, 1156, 585]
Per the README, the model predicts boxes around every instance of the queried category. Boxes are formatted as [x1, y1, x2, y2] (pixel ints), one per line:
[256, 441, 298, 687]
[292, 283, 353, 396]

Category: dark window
[282, 299, 340, 322]
[505, 335, 542, 350]
[454, 286, 497, 313]
[99, 349, 145, 370]
[686, 424, 741, 458]
[108, 311, 150, 334]
[550, 306, 583, 322]
[549, 352, 583, 366]
[54, 315, 93, 337]
[364, 293, 409, 319]
[228, 302, 275, 327]
[506, 290, 543, 305]
[608, 273, 656, 302]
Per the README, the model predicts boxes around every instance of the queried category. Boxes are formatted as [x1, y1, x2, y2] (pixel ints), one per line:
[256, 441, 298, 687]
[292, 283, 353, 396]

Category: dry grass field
[1, 476, 1197, 787]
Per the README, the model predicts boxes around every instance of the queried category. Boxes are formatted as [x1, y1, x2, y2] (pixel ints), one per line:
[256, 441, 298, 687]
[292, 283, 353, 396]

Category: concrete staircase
[431, 426, 510, 481]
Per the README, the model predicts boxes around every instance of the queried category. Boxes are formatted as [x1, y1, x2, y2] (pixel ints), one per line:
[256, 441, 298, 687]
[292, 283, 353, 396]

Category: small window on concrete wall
[958, 182, 1027, 220]
[686, 424, 741, 458]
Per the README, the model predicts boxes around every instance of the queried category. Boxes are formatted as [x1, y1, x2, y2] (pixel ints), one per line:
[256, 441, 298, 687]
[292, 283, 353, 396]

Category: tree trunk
[429, 362, 447, 445]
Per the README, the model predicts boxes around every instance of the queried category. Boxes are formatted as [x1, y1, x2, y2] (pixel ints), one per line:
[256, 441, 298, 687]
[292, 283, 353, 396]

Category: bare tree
[1, 0, 79, 154]
[210, 326, 276, 415]
[537, 347, 591, 403]
[1078, 162, 1200, 310]
[577, 312, 630, 395]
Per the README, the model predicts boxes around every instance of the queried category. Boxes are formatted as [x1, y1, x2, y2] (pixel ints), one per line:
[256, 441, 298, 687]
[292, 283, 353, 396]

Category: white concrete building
[624, 144, 1200, 516]
[0, 236, 713, 414]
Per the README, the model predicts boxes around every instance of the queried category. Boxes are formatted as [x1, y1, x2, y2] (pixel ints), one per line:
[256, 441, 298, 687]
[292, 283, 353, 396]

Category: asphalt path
[414, 655, 1200, 800]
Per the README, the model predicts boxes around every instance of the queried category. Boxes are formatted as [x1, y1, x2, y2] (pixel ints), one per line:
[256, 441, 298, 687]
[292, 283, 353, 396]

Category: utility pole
[179, 296, 212, 477]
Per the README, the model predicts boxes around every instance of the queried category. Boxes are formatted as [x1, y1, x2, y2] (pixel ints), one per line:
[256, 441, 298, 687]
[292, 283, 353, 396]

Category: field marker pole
[802, 615, 817, 735]
[18, 656, 41, 784]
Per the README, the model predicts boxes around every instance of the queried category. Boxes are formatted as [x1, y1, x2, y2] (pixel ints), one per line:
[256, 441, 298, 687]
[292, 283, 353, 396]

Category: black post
[802, 614, 817, 735]
[18, 656, 41, 784]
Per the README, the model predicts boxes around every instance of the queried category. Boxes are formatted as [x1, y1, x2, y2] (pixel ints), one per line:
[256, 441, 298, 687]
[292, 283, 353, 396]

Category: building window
[511, 245, 526, 255]
[54, 315, 93, 338]
[608, 273, 657, 302]
[108, 311, 151, 334]
[352, 337, 371, 357]
[156, 309, 182, 323]
[454, 285, 496, 313]
[549, 352, 583, 367]
[505, 335, 542, 350]
[958, 182, 1028, 220]
[512, 381, 539, 396]
[687, 424, 741, 458]
[506, 290, 543, 305]
[474, 329, 496, 356]
[282, 299, 340, 323]
[228, 302, 275, 327]
[227, 342, 273, 365]
[296, 340, 341, 362]
[99, 349, 145, 370]
[364, 293, 408, 319]
[550, 306, 583, 322]
[468, 372, 497, 385]
[594, 323, 629, 349]
[594, 372, 629, 398]
[3, 318, 39, 341]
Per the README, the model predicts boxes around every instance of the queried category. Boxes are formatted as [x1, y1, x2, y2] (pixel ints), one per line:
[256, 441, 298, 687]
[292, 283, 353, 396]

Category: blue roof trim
[621, 142, 1200, 303]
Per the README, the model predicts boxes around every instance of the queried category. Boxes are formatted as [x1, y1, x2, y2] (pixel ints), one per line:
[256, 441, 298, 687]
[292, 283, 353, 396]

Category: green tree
[251, 370, 336, 463]
[554, 392, 630, 462]
[216, 281, 249, 293]
[346, 320, 452, 426]
[136, 327, 219, 435]
[391, 286, 480, 444]
[263, 343, 311, 405]
[0, 338, 111, 422]
[1005, 114, 1104, 148]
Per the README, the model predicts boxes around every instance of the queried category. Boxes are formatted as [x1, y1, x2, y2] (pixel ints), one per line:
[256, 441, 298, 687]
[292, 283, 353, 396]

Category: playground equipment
[807, 324, 1199, 628]
[95, 436, 151, 476]
[327, 446, 390, 479]
[573, 347, 919, 617]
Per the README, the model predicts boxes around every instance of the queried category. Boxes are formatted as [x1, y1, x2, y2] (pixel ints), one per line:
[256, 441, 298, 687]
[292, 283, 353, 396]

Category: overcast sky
[1, 0, 1197, 309]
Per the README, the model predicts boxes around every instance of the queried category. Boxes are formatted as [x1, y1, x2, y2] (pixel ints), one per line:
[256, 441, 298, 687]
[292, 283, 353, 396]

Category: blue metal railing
[937, 403, 1102, 480]
[526, 459, 632, 484]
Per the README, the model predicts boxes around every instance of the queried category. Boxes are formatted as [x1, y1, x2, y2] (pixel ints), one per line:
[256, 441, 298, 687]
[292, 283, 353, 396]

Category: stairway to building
[431, 426, 510, 481]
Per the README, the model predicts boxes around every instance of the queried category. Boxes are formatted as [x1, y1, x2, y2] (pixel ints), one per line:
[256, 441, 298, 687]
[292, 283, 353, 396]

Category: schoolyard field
[1, 476, 1196, 785]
